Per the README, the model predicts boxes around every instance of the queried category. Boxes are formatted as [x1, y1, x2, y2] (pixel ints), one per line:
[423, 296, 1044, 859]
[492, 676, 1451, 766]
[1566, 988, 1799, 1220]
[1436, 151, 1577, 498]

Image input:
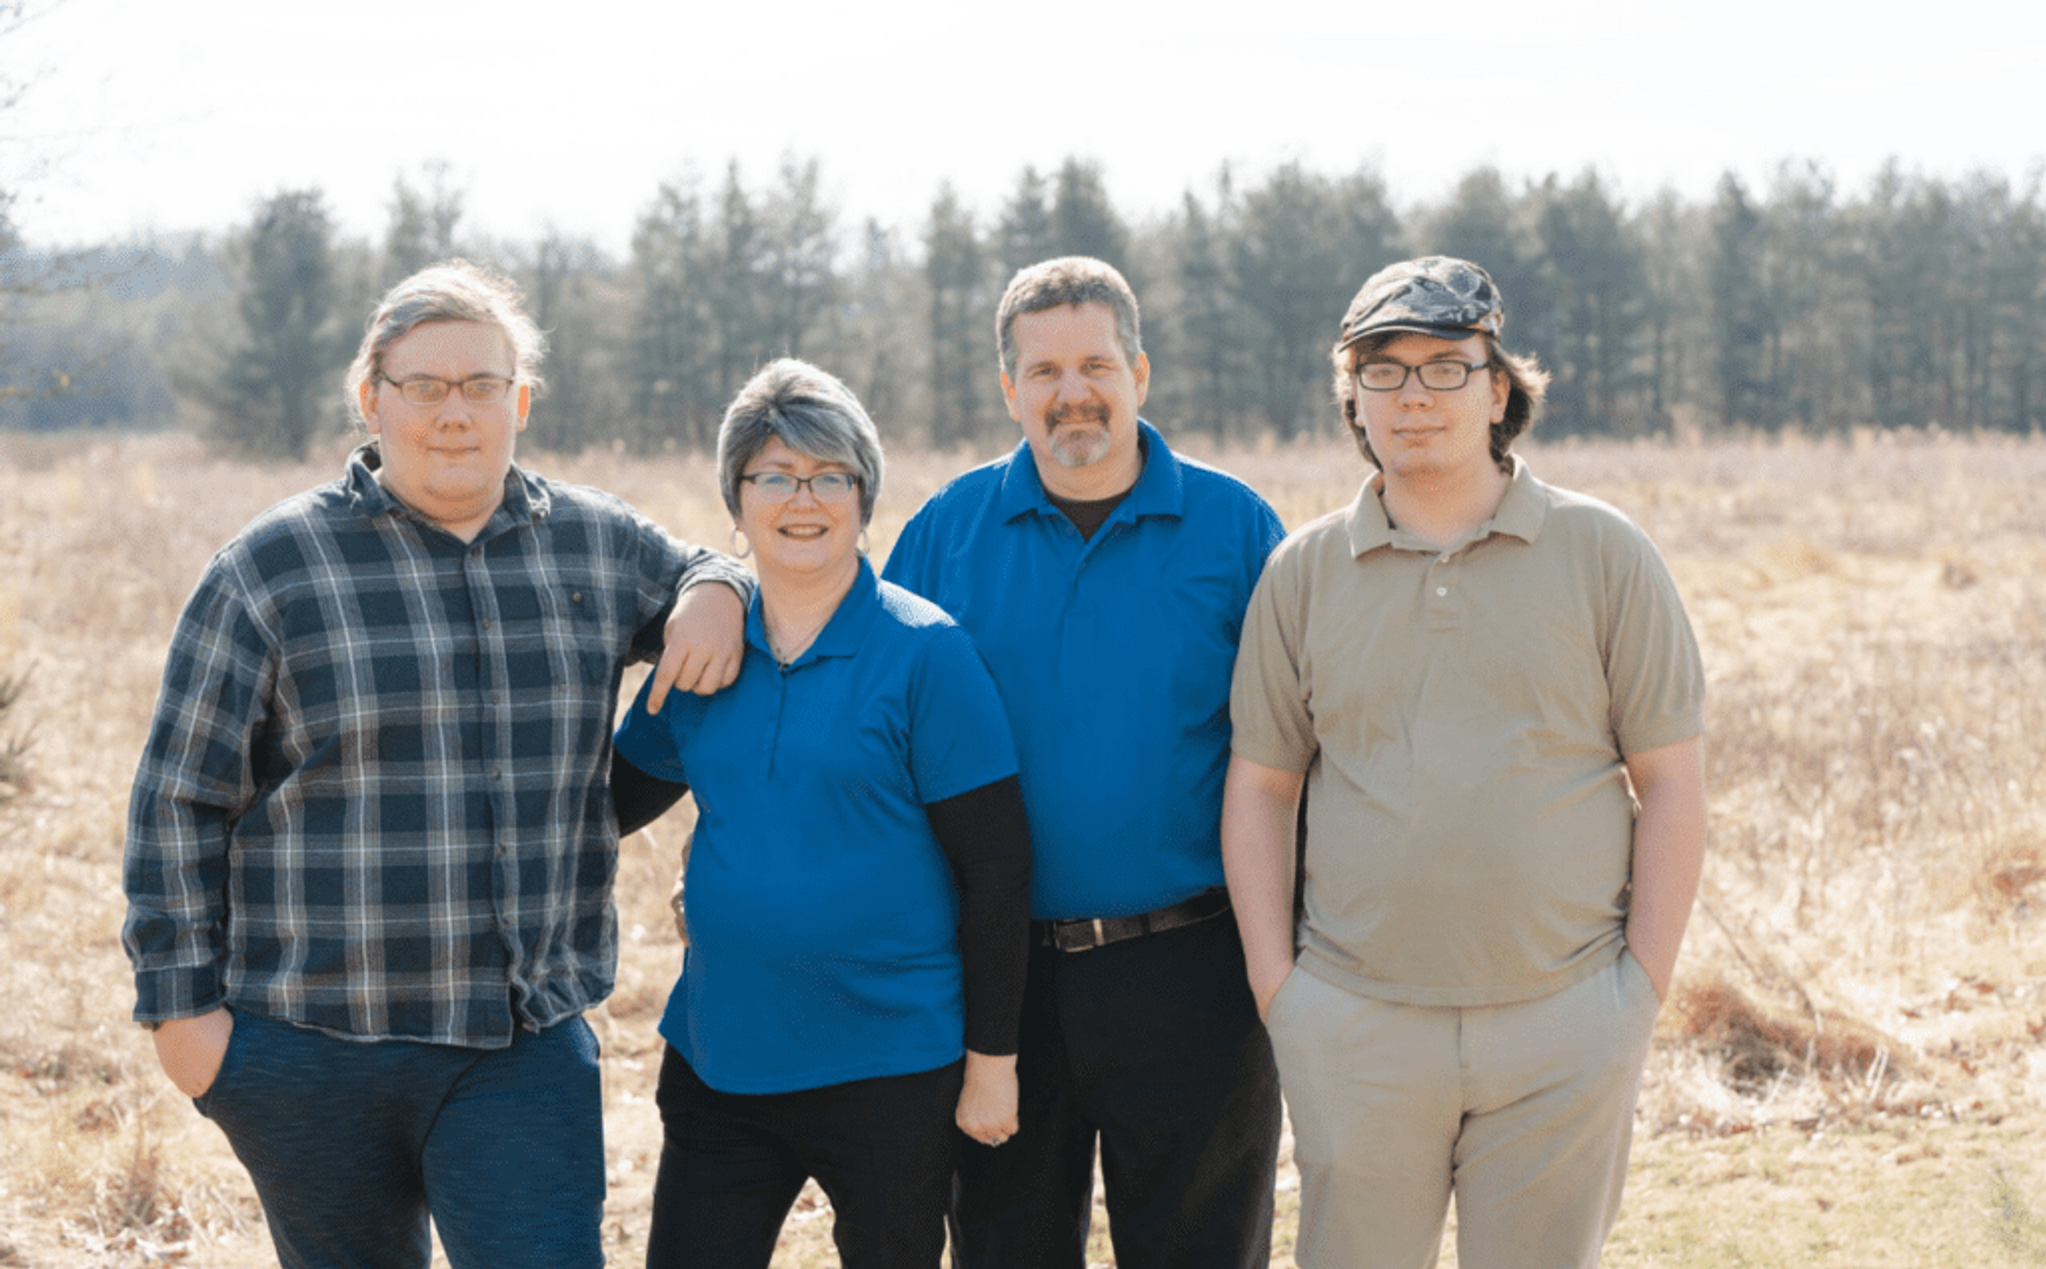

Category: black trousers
[645, 1045, 964, 1269]
[953, 913, 1282, 1269]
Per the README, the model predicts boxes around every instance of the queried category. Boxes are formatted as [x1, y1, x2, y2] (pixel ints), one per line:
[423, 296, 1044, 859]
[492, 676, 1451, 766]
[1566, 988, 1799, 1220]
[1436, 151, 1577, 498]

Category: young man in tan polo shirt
[1221, 256, 1706, 1268]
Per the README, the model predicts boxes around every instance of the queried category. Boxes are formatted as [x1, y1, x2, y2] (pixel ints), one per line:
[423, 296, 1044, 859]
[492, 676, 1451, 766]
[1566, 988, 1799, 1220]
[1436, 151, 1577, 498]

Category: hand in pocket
[154, 1008, 235, 1098]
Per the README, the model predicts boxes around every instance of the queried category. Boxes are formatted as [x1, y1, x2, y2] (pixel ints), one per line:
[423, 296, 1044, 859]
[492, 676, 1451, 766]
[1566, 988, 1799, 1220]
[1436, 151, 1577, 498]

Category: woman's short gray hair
[345, 259, 546, 427]
[717, 358, 885, 528]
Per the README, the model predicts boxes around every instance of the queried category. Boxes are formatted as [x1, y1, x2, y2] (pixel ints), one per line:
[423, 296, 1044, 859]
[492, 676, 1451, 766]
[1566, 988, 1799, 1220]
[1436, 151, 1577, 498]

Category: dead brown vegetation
[4, 428, 2044, 1265]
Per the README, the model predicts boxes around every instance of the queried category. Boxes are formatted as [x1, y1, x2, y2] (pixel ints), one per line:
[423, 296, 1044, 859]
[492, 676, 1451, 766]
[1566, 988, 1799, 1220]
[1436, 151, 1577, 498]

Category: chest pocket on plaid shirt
[558, 584, 629, 694]
[489, 577, 623, 700]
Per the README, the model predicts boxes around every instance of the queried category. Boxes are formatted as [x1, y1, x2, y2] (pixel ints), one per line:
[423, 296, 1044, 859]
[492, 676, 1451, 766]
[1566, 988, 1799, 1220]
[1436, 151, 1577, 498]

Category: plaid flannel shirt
[122, 446, 749, 1047]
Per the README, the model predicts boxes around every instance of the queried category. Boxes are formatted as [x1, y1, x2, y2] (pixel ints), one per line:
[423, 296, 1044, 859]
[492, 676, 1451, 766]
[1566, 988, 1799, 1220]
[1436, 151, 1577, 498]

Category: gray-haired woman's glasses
[740, 472, 860, 504]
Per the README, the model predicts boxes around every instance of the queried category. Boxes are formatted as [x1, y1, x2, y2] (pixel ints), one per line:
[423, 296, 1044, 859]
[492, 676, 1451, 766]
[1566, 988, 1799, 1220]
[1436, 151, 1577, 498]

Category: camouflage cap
[1335, 255, 1504, 352]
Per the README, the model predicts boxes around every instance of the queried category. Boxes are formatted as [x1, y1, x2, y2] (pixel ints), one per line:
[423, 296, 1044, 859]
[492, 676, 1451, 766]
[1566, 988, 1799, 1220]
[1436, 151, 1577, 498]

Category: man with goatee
[885, 256, 1285, 1268]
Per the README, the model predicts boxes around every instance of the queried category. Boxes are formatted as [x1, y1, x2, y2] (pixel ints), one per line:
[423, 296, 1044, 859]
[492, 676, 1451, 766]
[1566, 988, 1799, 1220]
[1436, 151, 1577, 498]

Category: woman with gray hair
[611, 358, 1033, 1268]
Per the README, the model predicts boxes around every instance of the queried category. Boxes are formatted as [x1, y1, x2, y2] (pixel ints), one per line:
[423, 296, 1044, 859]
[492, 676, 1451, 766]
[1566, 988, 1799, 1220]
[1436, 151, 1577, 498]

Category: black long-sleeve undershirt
[609, 751, 1032, 1057]
[611, 748, 690, 838]
[922, 775, 1033, 1057]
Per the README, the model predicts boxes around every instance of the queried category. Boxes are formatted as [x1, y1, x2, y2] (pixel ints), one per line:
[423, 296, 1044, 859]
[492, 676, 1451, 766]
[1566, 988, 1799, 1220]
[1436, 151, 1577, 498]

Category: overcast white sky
[6, 0, 2045, 257]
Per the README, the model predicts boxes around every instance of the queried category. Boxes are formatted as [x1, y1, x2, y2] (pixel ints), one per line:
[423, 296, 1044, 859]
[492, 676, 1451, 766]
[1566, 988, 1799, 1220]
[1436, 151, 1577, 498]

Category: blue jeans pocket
[190, 1009, 249, 1119]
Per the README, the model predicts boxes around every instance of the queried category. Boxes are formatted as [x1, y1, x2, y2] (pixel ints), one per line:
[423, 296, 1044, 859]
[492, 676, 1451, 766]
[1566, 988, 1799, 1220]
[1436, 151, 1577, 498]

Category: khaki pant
[1267, 950, 1661, 1269]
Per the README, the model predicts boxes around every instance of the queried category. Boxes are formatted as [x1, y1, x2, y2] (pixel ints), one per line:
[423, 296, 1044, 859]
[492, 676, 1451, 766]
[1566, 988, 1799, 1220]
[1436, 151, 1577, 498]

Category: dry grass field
[2, 427, 2044, 1267]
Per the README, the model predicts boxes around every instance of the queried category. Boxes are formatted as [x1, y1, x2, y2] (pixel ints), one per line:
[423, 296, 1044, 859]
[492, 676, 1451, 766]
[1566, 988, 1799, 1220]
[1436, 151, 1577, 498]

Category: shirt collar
[743, 556, 883, 668]
[1488, 455, 1547, 542]
[993, 419, 1185, 525]
[1344, 453, 1547, 557]
[343, 443, 550, 537]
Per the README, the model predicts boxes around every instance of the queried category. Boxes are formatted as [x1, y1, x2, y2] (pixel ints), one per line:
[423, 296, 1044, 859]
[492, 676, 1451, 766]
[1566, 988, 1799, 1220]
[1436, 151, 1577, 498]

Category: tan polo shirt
[1231, 457, 1705, 1007]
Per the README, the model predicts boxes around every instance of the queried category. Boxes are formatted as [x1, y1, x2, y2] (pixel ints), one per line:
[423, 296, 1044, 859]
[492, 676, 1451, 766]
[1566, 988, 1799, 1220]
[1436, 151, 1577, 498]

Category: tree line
[5, 154, 2046, 457]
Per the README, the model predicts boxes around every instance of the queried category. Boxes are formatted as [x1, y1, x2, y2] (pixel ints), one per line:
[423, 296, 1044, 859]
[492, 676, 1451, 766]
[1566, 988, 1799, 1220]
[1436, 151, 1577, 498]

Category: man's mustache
[1047, 401, 1110, 429]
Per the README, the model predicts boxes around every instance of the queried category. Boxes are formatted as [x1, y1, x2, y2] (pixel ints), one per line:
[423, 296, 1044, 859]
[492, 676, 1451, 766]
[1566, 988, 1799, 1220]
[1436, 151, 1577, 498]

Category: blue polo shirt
[883, 422, 1283, 921]
[613, 560, 1017, 1094]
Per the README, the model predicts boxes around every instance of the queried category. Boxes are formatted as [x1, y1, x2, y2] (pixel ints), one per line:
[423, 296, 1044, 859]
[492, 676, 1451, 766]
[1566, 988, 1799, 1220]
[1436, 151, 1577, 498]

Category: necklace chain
[767, 614, 829, 666]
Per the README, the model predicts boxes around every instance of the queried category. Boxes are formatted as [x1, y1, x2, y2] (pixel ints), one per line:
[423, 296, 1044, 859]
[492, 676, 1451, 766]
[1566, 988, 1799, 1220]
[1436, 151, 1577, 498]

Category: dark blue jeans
[953, 912, 1282, 1269]
[194, 1009, 605, 1269]
[645, 1046, 963, 1269]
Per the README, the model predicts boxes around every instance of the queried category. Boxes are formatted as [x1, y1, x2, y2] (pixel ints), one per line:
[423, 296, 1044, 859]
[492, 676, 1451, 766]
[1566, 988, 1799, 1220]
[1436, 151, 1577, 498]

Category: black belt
[1034, 889, 1231, 953]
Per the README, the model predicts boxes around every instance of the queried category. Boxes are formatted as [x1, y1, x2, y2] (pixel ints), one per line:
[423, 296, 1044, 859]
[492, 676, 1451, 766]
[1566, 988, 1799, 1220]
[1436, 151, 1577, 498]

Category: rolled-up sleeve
[122, 562, 273, 1024]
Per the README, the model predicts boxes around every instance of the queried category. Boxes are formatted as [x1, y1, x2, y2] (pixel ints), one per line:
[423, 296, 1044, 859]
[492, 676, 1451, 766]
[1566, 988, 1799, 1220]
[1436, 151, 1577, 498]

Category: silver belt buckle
[1092, 918, 1106, 947]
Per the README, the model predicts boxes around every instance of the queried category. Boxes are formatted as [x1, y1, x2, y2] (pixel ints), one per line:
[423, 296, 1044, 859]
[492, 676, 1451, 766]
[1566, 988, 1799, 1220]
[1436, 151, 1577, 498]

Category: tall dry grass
[1, 427, 2042, 1265]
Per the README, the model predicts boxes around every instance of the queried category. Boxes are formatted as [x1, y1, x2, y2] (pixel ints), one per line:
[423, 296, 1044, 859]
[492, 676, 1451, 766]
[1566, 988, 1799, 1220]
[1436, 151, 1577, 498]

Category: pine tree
[208, 188, 347, 459]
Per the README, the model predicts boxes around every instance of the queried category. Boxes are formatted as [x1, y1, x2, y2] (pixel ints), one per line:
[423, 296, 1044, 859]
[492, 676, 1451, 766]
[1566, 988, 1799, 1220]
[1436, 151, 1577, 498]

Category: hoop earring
[730, 527, 752, 559]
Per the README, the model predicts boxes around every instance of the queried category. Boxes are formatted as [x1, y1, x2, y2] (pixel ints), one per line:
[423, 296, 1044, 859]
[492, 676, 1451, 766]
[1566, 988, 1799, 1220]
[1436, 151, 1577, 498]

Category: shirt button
[1436, 586, 1449, 597]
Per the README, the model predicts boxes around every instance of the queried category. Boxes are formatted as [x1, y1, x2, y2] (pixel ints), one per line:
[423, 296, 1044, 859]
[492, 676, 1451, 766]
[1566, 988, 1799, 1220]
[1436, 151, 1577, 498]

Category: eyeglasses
[740, 471, 860, 503]
[377, 373, 516, 406]
[1354, 361, 1490, 393]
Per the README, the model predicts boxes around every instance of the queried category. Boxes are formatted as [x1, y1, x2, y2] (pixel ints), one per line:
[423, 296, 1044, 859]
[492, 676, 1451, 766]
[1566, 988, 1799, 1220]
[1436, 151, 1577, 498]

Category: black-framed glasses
[1355, 360, 1490, 393]
[740, 471, 860, 504]
[377, 373, 515, 406]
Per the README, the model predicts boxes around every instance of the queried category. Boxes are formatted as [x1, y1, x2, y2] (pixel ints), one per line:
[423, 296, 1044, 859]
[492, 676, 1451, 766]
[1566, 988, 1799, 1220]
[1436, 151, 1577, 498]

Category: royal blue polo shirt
[883, 422, 1284, 921]
[613, 560, 1017, 1094]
